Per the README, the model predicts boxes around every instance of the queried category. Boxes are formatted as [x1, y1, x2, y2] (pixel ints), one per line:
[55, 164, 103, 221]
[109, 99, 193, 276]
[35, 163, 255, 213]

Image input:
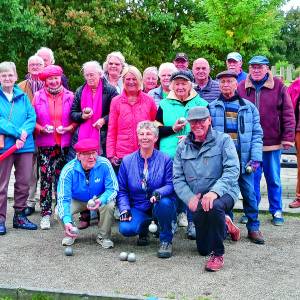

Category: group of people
[0, 46, 299, 272]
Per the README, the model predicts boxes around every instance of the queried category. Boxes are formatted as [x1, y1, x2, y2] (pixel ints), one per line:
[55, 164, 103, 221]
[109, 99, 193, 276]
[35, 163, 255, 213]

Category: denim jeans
[119, 197, 176, 243]
[254, 150, 282, 215]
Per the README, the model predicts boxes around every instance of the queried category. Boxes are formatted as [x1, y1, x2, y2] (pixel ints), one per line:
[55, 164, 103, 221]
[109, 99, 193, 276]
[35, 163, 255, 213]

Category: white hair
[158, 63, 177, 78]
[143, 66, 158, 78]
[36, 47, 55, 64]
[27, 55, 44, 67]
[81, 61, 104, 78]
[103, 51, 126, 73]
[0, 61, 17, 76]
[137, 121, 159, 137]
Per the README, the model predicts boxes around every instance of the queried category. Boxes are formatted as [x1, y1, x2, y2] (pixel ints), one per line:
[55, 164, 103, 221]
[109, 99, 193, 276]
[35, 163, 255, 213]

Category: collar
[167, 89, 198, 102]
[245, 71, 274, 89]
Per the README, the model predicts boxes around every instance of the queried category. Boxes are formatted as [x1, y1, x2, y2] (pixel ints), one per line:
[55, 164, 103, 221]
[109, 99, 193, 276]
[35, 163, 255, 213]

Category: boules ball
[84, 107, 92, 114]
[178, 117, 186, 124]
[119, 252, 128, 261]
[87, 199, 96, 207]
[127, 252, 136, 262]
[70, 226, 79, 235]
[245, 166, 253, 174]
[64, 246, 73, 256]
[148, 221, 157, 233]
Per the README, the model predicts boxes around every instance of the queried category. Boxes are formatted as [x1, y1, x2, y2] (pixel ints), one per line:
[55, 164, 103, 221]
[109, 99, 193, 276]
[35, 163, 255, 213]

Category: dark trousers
[193, 193, 234, 257]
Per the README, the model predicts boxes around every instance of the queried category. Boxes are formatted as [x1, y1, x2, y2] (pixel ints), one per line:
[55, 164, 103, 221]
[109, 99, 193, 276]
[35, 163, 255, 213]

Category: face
[159, 68, 173, 90]
[219, 77, 238, 98]
[192, 60, 210, 83]
[45, 76, 62, 89]
[38, 50, 52, 67]
[249, 64, 268, 81]
[226, 59, 242, 74]
[28, 59, 44, 76]
[0, 69, 17, 91]
[138, 128, 158, 150]
[83, 65, 101, 89]
[124, 72, 139, 93]
[173, 78, 191, 100]
[78, 151, 97, 170]
[107, 56, 123, 76]
[190, 117, 211, 141]
[174, 59, 189, 71]
[143, 72, 158, 91]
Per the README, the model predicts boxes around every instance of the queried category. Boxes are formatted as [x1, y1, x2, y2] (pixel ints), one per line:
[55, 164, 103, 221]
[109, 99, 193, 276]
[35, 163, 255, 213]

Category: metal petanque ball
[245, 166, 253, 174]
[178, 117, 186, 124]
[87, 199, 96, 207]
[70, 226, 79, 235]
[148, 221, 158, 233]
[127, 252, 136, 262]
[64, 246, 73, 256]
[119, 252, 128, 261]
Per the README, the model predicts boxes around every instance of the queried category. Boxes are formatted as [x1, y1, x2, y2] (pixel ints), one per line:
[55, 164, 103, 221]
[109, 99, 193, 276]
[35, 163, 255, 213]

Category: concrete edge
[233, 208, 300, 217]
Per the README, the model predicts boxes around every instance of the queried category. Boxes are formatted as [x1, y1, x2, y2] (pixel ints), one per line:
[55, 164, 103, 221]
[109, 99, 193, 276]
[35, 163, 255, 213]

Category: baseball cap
[227, 52, 242, 62]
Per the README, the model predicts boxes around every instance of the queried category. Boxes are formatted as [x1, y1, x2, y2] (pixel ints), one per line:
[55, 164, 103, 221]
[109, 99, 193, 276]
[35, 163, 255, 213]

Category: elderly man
[57, 138, 118, 248]
[226, 52, 247, 83]
[173, 106, 240, 272]
[173, 53, 189, 71]
[209, 70, 264, 244]
[35, 47, 69, 89]
[193, 58, 220, 102]
[238, 56, 295, 226]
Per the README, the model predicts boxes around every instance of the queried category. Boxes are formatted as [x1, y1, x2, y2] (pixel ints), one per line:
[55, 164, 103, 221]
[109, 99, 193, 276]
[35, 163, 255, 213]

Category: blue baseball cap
[248, 55, 269, 65]
[227, 52, 242, 62]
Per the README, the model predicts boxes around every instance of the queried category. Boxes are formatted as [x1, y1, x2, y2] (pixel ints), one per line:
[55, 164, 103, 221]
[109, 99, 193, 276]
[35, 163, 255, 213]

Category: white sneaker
[177, 212, 188, 227]
[40, 215, 51, 230]
[62, 236, 75, 246]
[96, 235, 114, 249]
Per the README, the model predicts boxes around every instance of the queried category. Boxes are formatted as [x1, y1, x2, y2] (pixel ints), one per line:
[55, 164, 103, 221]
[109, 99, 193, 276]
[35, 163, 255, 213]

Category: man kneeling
[173, 107, 240, 271]
[57, 138, 118, 249]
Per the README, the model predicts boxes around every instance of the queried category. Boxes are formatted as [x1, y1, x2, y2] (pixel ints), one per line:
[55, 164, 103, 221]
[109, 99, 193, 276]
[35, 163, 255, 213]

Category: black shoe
[157, 241, 172, 258]
[137, 235, 149, 246]
[24, 206, 35, 216]
[13, 211, 38, 230]
[187, 222, 196, 240]
[0, 222, 6, 235]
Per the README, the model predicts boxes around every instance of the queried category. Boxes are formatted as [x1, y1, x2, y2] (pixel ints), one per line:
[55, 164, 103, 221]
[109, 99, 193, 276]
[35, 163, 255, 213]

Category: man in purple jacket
[237, 55, 295, 226]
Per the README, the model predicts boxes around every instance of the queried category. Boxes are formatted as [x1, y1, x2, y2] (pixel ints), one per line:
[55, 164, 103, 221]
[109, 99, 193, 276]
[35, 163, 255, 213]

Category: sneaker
[40, 215, 51, 230]
[62, 236, 75, 246]
[239, 215, 248, 224]
[225, 215, 240, 241]
[205, 254, 224, 272]
[272, 212, 284, 226]
[177, 212, 188, 227]
[137, 235, 150, 246]
[157, 241, 172, 258]
[0, 222, 6, 235]
[248, 230, 265, 244]
[289, 198, 300, 209]
[96, 235, 114, 249]
[13, 211, 37, 230]
[24, 206, 35, 216]
[187, 222, 196, 240]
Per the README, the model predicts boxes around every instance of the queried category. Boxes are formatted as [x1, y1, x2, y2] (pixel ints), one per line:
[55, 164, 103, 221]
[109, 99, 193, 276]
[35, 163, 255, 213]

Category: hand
[64, 223, 78, 238]
[110, 156, 121, 166]
[87, 198, 101, 211]
[119, 210, 132, 222]
[282, 142, 292, 150]
[56, 126, 66, 135]
[172, 119, 187, 133]
[82, 107, 93, 120]
[188, 193, 201, 212]
[149, 191, 161, 203]
[177, 135, 186, 143]
[93, 118, 105, 130]
[42, 125, 54, 134]
[16, 139, 24, 149]
[201, 192, 218, 212]
[20, 130, 27, 142]
[250, 160, 261, 172]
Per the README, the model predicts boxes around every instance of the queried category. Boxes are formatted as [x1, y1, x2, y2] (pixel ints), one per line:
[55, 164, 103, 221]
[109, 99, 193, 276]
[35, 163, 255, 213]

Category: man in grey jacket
[173, 107, 241, 272]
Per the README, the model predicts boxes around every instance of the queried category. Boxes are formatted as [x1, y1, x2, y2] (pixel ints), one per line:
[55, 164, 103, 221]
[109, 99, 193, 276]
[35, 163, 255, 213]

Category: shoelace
[160, 242, 170, 250]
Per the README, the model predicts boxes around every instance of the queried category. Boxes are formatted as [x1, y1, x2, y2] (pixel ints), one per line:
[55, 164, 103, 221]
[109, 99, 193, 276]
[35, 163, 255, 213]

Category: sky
[282, 0, 299, 12]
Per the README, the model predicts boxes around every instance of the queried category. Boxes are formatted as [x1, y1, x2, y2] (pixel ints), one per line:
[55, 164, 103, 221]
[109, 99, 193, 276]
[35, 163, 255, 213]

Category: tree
[182, 0, 284, 74]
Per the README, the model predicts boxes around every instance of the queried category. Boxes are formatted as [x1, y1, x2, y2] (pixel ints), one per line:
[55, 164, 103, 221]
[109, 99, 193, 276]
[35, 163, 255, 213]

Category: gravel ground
[0, 204, 299, 300]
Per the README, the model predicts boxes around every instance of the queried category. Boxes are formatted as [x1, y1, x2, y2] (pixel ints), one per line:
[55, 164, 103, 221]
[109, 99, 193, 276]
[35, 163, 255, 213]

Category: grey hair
[143, 66, 158, 78]
[0, 61, 17, 76]
[28, 55, 44, 67]
[36, 47, 55, 64]
[81, 61, 104, 78]
[103, 51, 126, 73]
[158, 63, 177, 78]
[137, 121, 159, 137]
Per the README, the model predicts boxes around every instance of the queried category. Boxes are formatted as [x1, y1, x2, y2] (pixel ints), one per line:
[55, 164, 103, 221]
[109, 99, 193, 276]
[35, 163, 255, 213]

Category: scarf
[250, 73, 269, 91]
[27, 74, 44, 94]
[47, 85, 63, 95]
[78, 81, 103, 142]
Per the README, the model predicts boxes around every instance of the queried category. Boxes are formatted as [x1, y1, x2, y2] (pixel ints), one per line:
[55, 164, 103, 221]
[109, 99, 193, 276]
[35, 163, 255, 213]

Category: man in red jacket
[237, 56, 295, 226]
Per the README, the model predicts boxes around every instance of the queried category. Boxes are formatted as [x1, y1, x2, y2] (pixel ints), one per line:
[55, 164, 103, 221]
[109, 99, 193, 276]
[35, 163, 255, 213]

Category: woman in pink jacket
[106, 66, 157, 172]
[33, 65, 76, 230]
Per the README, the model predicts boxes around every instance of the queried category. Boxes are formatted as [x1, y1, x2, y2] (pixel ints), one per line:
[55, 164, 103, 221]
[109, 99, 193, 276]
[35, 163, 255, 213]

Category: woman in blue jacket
[0, 62, 37, 235]
[117, 121, 176, 258]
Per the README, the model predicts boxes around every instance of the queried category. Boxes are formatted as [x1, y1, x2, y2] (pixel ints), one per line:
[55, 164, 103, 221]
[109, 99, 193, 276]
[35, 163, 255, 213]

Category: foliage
[182, 0, 285, 75]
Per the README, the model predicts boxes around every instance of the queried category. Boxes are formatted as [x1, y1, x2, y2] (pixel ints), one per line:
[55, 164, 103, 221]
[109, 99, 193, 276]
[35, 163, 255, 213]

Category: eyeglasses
[29, 63, 43, 67]
[189, 118, 208, 125]
[249, 65, 265, 70]
[79, 151, 97, 158]
[219, 79, 236, 85]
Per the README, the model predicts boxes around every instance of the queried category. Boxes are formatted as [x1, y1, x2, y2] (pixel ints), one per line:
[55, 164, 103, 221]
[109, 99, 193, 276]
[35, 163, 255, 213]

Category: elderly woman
[33, 65, 76, 229]
[106, 66, 157, 171]
[0, 62, 37, 235]
[155, 70, 208, 238]
[148, 63, 177, 107]
[18, 55, 45, 216]
[103, 51, 126, 94]
[117, 121, 176, 258]
[143, 66, 158, 93]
